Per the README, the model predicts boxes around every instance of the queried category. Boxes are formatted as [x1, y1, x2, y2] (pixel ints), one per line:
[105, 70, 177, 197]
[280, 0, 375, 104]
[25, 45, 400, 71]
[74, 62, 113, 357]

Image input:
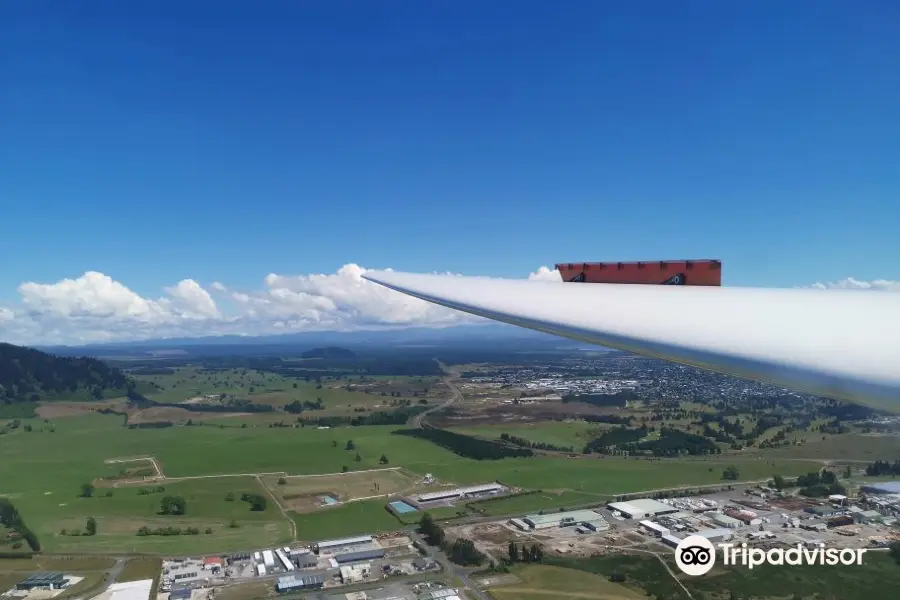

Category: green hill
[0, 342, 140, 406]
[301, 346, 357, 359]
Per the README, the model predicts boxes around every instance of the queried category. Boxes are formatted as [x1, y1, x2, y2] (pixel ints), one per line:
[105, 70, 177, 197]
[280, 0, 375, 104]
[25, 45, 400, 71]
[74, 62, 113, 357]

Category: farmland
[1, 407, 825, 554]
[487, 564, 645, 600]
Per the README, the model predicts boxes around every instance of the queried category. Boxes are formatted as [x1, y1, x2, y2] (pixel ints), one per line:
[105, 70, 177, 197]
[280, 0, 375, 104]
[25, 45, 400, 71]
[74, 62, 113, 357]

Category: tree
[379, 454, 389, 465]
[772, 475, 786, 491]
[160, 495, 186, 515]
[79, 483, 94, 498]
[843, 465, 853, 478]
[277, 477, 286, 485]
[341, 465, 349, 473]
[890, 541, 900, 565]
[332, 440, 338, 447]
[355, 452, 362, 462]
[508, 541, 519, 562]
[225, 492, 235, 501]
[346, 440, 355, 450]
[85, 517, 97, 536]
[722, 465, 740, 480]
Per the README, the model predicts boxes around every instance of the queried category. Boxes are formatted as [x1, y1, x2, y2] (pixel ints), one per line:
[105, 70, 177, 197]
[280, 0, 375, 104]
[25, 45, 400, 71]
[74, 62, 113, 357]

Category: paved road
[408, 530, 491, 600]
[409, 361, 463, 429]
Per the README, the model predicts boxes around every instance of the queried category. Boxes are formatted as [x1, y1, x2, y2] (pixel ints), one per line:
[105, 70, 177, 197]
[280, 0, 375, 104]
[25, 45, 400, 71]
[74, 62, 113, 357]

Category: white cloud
[528, 266, 563, 282]
[1, 268, 896, 346]
[808, 277, 900, 292]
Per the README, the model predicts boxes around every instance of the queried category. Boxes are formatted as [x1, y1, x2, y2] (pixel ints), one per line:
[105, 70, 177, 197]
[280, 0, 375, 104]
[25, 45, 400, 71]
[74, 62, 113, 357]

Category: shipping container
[556, 260, 721, 286]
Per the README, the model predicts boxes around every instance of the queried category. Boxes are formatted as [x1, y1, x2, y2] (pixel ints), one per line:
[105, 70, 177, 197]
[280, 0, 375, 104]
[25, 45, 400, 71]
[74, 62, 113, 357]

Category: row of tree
[395, 428, 534, 460]
[499, 432, 575, 453]
[508, 541, 544, 563]
[417, 513, 485, 566]
[0, 498, 40, 551]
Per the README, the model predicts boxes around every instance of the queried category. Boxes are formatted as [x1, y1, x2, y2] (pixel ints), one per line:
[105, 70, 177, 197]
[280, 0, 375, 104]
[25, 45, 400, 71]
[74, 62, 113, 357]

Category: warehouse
[313, 535, 374, 554]
[523, 509, 607, 530]
[168, 589, 192, 600]
[805, 505, 843, 518]
[861, 482, 900, 495]
[275, 573, 325, 593]
[416, 483, 503, 503]
[639, 520, 670, 537]
[16, 573, 69, 591]
[709, 513, 742, 529]
[333, 548, 386, 564]
[292, 552, 318, 568]
[607, 499, 678, 520]
[692, 528, 733, 544]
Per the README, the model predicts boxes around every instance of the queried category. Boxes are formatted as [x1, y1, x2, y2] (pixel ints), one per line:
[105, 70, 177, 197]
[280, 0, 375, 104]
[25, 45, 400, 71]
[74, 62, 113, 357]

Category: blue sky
[1, 1, 899, 343]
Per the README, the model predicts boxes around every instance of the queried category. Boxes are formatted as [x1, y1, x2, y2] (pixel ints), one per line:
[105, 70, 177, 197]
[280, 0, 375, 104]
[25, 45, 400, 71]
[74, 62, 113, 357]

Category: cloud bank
[1, 267, 895, 346]
[0, 265, 559, 345]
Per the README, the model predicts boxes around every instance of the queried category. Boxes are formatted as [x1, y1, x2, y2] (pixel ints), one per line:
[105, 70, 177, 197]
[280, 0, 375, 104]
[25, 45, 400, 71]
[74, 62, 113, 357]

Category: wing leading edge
[362, 271, 900, 411]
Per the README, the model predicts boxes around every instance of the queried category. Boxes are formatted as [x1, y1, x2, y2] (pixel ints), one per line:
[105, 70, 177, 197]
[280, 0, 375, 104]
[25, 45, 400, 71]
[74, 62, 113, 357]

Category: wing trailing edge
[362, 271, 900, 411]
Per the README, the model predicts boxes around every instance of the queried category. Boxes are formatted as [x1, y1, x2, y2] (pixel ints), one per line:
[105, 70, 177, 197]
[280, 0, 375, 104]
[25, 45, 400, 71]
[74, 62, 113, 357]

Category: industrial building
[419, 588, 462, 600]
[314, 535, 374, 554]
[692, 528, 733, 544]
[521, 509, 607, 530]
[291, 552, 318, 568]
[169, 589, 192, 600]
[639, 520, 670, 537]
[709, 513, 742, 529]
[333, 548, 386, 564]
[607, 499, 679, 520]
[275, 573, 325, 593]
[16, 573, 69, 591]
[339, 563, 371, 584]
[861, 482, 900, 495]
[805, 505, 843, 518]
[416, 483, 503, 503]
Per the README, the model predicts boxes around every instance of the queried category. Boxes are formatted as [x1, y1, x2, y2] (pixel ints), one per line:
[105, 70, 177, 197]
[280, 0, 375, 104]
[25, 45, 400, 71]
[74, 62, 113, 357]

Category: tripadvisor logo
[674, 536, 868, 576]
[675, 535, 716, 576]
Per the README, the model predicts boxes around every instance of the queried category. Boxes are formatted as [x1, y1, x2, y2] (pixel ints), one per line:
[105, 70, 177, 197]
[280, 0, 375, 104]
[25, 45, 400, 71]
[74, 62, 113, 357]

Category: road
[408, 529, 492, 600]
[409, 361, 463, 429]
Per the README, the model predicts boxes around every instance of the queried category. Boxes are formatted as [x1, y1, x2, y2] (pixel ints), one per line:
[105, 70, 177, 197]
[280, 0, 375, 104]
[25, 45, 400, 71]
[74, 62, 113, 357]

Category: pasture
[487, 564, 645, 600]
[260, 468, 421, 513]
[1, 410, 831, 554]
[134, 367, 444, 413]
[451, 421, 599, 449]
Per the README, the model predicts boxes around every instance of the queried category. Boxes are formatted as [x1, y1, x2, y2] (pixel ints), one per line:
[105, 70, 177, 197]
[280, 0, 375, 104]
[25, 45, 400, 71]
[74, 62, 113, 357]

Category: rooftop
[608, 498, 675, 515]
[525, 509, 605, 525]
[19, 573, 66, 585]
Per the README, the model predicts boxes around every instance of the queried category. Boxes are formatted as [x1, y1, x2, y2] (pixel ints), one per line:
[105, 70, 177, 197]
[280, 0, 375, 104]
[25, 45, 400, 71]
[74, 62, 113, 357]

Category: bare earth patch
[126, 406, 250, 424]
[36, 400, 127, 419]
[260, 468, 418, 513]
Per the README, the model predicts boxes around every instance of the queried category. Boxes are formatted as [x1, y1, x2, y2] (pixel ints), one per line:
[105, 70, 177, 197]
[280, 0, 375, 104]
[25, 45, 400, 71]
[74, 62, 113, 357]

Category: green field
[488, 564, 645, 600]
[547, 550, 900, 599]
[0, 411, 829, 554]
[291, 499, 404, 541]
[452, 421, 600, 449]
[135, 367, 443, 412]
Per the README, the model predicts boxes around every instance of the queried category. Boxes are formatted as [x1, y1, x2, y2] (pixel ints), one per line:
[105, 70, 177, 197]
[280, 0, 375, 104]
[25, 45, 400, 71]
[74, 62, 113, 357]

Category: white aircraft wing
[362, 271, 900, 411]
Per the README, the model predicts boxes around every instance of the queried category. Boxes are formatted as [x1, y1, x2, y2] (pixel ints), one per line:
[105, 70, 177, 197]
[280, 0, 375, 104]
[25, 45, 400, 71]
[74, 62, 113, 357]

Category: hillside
[0, 342, 135, 404]
[301, 346, 357, 359]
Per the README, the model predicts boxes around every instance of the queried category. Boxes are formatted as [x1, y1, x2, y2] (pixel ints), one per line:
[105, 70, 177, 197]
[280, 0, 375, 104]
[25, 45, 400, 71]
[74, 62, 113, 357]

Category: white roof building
[607, 499, 678, 519]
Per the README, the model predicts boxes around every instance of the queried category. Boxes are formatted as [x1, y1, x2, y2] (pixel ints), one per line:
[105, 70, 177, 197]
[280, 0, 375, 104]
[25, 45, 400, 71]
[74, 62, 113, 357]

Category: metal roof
[19, 573, 66, 585]
[608, 498, 676, 515]
[316, 535, 373, 549]
[276, 573, 325, 589]
[417, 483, 502, 502]
[524, 509, 606, 525]
[333, 548, 386, 563]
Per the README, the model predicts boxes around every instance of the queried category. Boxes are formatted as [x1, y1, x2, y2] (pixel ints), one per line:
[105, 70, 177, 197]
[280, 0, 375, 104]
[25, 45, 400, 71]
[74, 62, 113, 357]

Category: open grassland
[547, 551, 900, 599]
[134, 367, 444, 411]
[260, 468, 422, 513]
[757, 432, 900, 462]
[452, 421, 600, 449]
[470, 491, 602, 516]
[487, 564, 645, 600]
[1, 412, 829, 553]
[290, 498, 402, 542]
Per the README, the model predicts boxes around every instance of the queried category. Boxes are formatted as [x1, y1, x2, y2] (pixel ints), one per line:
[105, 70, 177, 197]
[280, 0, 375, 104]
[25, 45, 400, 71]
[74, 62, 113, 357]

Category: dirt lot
[260, 468, 423, 513]
[450, 520, 629, 559]
[36, 400, 128, 419]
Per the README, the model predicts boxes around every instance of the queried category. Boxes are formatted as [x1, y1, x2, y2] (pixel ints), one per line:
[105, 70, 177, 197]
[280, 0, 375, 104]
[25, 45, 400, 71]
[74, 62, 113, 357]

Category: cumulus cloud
[808, 277, 900, 292]
[528, 266, 563, 282]
[1, 267, 896, 346]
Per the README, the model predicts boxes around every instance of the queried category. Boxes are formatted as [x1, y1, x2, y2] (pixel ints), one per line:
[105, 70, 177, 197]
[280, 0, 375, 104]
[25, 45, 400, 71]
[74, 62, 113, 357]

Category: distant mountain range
[37, 323, 606, 358]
